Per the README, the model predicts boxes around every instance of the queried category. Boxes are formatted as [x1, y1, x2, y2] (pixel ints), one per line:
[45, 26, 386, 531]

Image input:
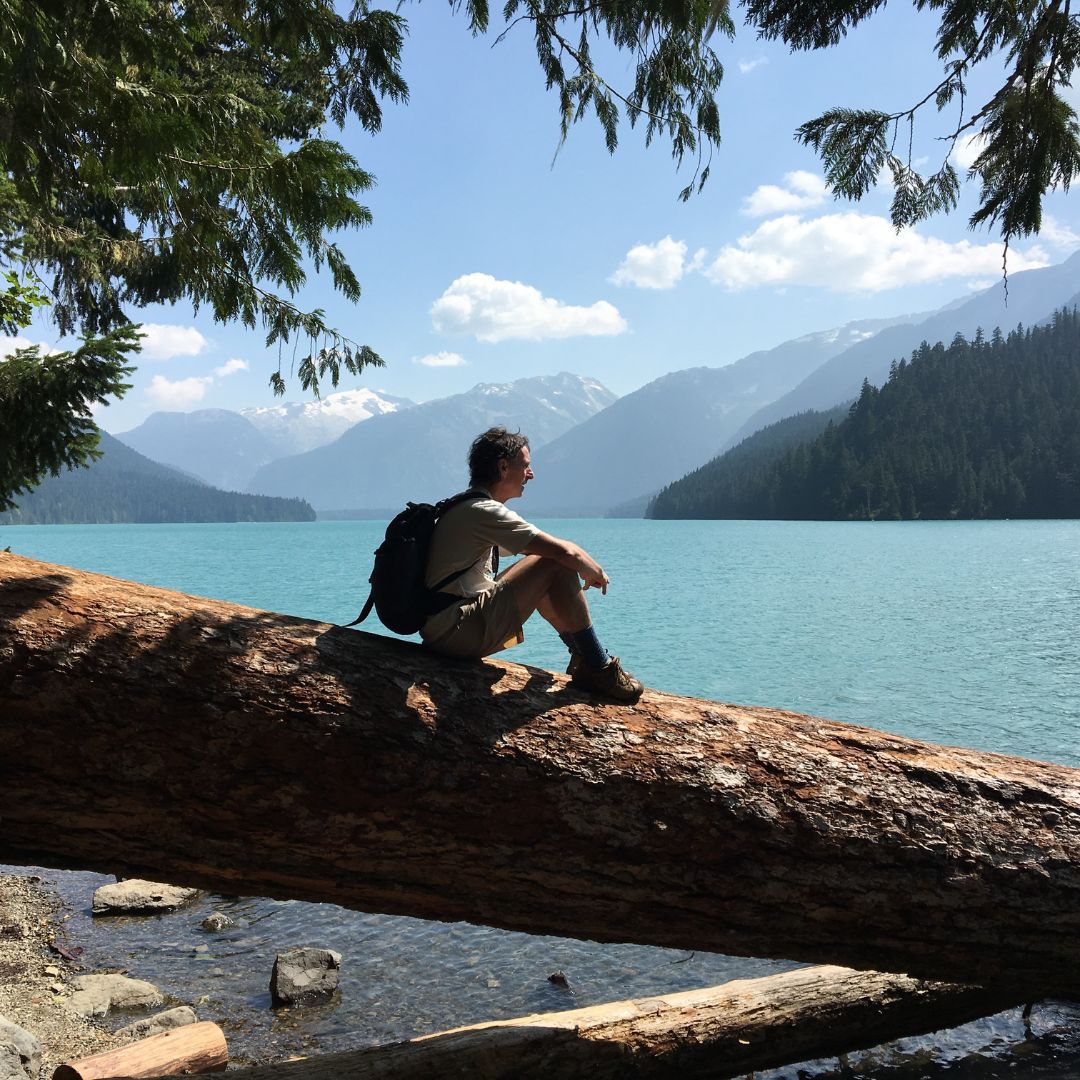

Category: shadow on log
[2, 553, 1079, 996]
[154, 967, 1019, 1080]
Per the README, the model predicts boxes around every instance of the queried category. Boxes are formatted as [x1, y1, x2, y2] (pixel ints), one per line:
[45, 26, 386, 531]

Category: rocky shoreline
[1, 871, 346, 1079]
[0, 872, 120, 1076]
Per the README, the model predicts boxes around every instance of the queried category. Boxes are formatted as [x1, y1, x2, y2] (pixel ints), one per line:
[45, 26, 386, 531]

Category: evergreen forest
[650, 309, 1080, 520]
[0, 433, 314, 525]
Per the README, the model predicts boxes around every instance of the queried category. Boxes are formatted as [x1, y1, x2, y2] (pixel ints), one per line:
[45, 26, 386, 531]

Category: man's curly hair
[468, 427, 530, 488]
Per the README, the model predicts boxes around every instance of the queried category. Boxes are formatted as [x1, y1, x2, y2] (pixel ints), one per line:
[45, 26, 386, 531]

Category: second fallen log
[185, 966, 1019, 1080]
[52, 1021, 228, 1079]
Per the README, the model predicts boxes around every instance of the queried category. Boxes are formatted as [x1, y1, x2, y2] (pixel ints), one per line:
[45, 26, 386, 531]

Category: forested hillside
[650, 311, 1080, 521]
[1, 433, 315, 524]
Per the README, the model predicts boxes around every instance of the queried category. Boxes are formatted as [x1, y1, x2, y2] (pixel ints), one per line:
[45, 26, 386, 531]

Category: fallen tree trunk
[2, 553, 1079, 995]
[159, 967, 1018, 1080]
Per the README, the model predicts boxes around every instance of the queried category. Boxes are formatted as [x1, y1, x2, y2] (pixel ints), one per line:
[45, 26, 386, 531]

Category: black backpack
[346, 489, 495, 636]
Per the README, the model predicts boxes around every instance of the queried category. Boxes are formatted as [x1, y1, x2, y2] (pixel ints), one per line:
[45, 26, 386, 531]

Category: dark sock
[567, 625, 608, 670]
[558, 631, 577, 656]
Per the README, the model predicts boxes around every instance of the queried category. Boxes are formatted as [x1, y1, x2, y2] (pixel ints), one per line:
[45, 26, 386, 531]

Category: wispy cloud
[413, 351, 467, 367]
[742, 171, 829, 217]
[137, 323, 209, 361]
[213, 358, 249, 377]
[610, 235, 689, 289]
[1039, 214, 1080, 251]
[145, 374, 214, 409]
[703, 211, 1050, 292]
[952, 133, 988, 171]
[738, 57, 768, 75]
[431, 273, 626, 342]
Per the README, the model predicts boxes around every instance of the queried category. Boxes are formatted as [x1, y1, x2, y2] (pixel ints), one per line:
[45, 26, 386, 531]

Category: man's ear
[498, 457, 509, 476]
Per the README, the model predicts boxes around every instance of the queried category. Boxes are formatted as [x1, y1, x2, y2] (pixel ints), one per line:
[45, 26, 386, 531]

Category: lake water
[4, 518, 1080, 1076]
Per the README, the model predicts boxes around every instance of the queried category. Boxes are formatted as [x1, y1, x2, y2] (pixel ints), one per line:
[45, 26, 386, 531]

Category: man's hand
[579, 560, 609, 595]
[525, 530, 609, 594]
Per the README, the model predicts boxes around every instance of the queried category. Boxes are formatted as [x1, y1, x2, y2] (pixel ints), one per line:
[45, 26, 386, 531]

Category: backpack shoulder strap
[430, 488, 493, 592]
[343, 589, 375, 628]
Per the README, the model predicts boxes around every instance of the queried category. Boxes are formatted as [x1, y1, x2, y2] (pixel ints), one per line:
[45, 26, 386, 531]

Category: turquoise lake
[4, 518, 1080, 1076]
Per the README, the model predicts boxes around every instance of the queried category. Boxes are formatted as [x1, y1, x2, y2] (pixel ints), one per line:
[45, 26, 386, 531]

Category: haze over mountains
[723, 252, 1080, 452]
[105, 251, 1080, 520]
[248, 373, 616, 511]
[117, 388, 414, 491]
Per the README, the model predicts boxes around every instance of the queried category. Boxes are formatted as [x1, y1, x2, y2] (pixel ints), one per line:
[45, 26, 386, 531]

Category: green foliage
[0, 0, 410, 395]
[0, 0, 730, 398]
[495, 0, 730, 198]
[0, 432, 316, 524]
[0, 326, 137, 512]
[0, 273, 48, 335]
[648, 404, 849, 518]
[651, 310, 1080, 520]
[748, 0, 1080, 245]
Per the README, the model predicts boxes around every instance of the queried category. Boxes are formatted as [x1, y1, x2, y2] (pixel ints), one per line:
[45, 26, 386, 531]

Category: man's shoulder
[446, 495, 535, 530]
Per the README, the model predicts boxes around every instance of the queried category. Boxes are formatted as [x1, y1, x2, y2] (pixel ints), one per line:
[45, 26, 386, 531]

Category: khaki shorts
[423, 579, 525, 658]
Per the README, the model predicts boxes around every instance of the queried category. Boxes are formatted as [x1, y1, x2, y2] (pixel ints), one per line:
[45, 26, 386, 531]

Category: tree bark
[2, 553, 1079, 995]
[53, 1022, 228, 1078]
[162, 967, 1017, 1080]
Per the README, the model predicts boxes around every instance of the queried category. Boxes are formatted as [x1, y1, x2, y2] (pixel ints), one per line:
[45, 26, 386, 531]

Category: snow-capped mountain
[240, 387, 415, 456]
[247, 372, 618, 510]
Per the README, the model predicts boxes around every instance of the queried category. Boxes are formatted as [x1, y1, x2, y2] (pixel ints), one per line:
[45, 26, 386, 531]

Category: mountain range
[247, 372, 617, 511]
[107, 250, 1080, 519]
[116, 387, 414, 491]
[722, 253, 1080, 452]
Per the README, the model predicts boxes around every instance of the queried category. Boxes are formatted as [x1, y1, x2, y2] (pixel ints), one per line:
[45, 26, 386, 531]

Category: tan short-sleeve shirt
[421, 492, 538, 640]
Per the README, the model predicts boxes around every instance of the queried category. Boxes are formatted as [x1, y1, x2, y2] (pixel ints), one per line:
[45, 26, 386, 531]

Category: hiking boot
[566, 652, 582, 677]
[570, 656, 644, 703]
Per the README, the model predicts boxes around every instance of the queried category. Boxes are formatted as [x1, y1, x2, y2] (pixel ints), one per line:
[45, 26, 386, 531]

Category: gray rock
[91, 879, 200, 916]
[0, 1016, 40, 1080]
[65, 974, 164, 1017]
[201, 913, 233, 932]
[116, 1006, 198, 1040]
[269, 947, 342, 1006]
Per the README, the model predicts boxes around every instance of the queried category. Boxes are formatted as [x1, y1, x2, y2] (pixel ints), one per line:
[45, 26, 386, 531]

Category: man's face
[499, 446, 534, 500]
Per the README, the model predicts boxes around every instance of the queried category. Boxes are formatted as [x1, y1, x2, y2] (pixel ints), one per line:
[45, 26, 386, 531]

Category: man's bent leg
[497, 555, 590, 633]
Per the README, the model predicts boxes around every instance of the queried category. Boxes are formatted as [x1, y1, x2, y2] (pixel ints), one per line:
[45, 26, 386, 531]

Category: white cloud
[1039, 214, 1080, 251]
[213, 357, 249, 377]
[137, 323, 209, 361]
[610, 236, 688, 289]
[738, 57, 768, 75]
[703, 212, 1051, 292]
[952, 133, 988, 171]
[430, 273, 627, 342]
[742, 171, 829, 217]
[145, 374, 213, 409]
[413, 351, 467, 367]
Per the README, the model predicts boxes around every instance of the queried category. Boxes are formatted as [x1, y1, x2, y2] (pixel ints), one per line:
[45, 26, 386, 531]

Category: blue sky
[12, 3, 1080, 430]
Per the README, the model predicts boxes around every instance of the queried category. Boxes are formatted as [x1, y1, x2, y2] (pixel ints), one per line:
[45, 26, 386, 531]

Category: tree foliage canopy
[0, 0, 729, 397]
[745, 0, 1080, 247]
[0, 321, 136, 512]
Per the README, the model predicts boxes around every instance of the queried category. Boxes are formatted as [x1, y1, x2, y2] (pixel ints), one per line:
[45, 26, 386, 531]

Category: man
[421, 427, 643, 703]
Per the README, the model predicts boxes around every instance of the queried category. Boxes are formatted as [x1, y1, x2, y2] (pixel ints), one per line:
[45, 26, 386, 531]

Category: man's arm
[522, 531, 609, 594]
